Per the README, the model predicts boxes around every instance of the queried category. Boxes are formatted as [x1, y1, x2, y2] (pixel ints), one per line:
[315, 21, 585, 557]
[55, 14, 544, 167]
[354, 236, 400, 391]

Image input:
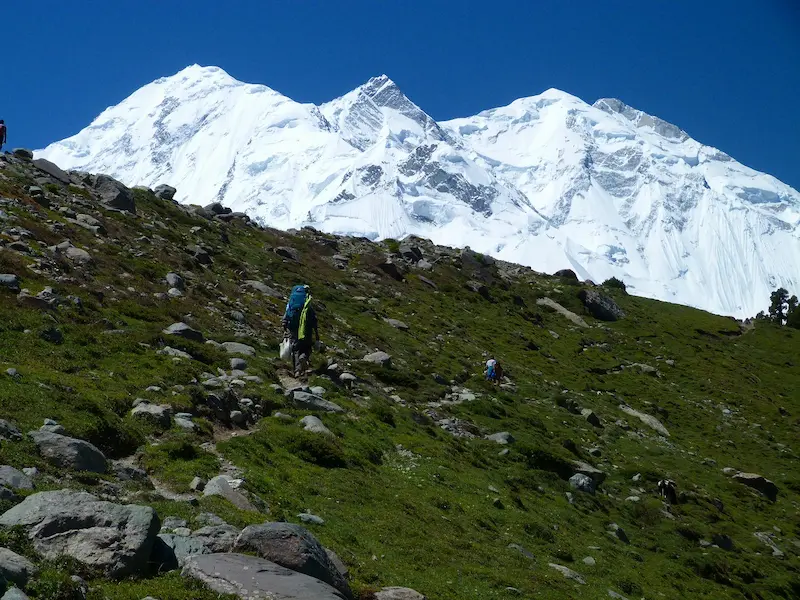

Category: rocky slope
[0, 150, 798, 599]
[38, 65, 800, 318]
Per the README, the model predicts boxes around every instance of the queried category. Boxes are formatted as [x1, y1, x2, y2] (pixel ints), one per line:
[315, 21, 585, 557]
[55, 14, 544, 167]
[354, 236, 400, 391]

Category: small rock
[608, 523, 630, 544]
[203, 476, 257, 512]
[131, 403, 172, 428]
[384, 318, 409, 330]
[28, 430, 107, 473]
[220, 341, 256, 356]
[298, 512, 325, 525]
[230, 357, 247, 370]
[569, 473, 596, 494]
[301, 415, 333, 436]
[508, 543, 534, 560]
[163, 322, 204, 343]
[375, 588, 427, 600]
[190, 477, 206, 492]
[732, 472, 779, 501]
[0, 547, 38, 586]
[230, 410, 246, 426]
[582, 556, 596, 566]
[582, 409, 602, 427]
[0, 420, 22, 441]
[485, 431, 515, 445]
[0, 275, 20, 293]
[154, 184, 177, 200]
[0, 466, 34, 490]
[363, 351, 391, 366]
[548, 563, 585, 584]
[161, 517, 189, 532]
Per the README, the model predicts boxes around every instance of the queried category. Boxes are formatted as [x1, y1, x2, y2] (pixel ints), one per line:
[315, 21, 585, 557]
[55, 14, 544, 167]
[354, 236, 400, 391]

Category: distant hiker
[658, 479, 678, 504]
[0, 120, 6, 151]
[485, 358, 503, 385]
[282, 284, 319, 376]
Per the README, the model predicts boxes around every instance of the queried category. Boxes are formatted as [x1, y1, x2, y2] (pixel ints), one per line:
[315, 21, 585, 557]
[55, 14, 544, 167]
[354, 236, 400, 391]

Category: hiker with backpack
[282, 284, 319, 376]
[0, 120, 6, 151]
[485, 358, 503, 385]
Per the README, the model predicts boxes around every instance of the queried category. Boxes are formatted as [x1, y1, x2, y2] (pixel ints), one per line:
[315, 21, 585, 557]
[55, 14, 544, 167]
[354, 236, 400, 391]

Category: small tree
[768, 287, 790, 325]
[602, 277, 627, 293]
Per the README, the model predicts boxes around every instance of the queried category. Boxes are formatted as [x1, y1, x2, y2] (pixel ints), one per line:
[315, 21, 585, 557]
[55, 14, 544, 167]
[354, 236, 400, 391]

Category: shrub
[603, 277, 627, 292]
[285, 431, 346, 468]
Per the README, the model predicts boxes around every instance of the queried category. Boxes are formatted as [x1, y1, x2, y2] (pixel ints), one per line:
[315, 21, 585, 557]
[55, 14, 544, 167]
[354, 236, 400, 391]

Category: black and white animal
[658, 479, 678, 504]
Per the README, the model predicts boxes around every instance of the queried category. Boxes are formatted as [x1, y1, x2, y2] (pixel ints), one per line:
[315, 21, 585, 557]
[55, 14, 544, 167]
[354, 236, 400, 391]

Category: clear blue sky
[5, 1, 799, 189]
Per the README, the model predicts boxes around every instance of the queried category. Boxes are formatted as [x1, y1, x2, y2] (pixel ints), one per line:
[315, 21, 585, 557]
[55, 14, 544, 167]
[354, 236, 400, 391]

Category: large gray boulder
[153, 184, 177, 201]
[2, 588, 30, 599]
[151, 533, 208, 571]
[0, 490, 159, 577]
[579, 289, 625, 321]
[131, 403, 173, 428]
[619, 404, 670, 437]
[182, 553, 347, 600]
[300, 416, 332, 436]
[0, 421, 21, 441]
[203, 476, 257, 512]
[93, 174, 136, 213]
[234, 522, 352, 598]
[0, 276, 20, 294]
[363, 351, 391, 366]
[0, 547, 37, 586]
[0, 467, 33, 490]
[192, 524, 240, 553]
[220, 342, 256, 357]
[32, 158, 70, 183]
[28, 430, 107, 473]
[292, 391, 344, 414]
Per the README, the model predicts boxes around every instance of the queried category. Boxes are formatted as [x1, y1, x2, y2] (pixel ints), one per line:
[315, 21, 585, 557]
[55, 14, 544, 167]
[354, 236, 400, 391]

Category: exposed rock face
[93, 174, 136, 213]
[579, 289, 625, 321]
[233, 522, 352, 598]
[0, 490, 159, 577]
[163, 322, 204, 342]
[154, 184, 177, 200]
[182, 553, 347, 600]
[619, 404, 670, 437]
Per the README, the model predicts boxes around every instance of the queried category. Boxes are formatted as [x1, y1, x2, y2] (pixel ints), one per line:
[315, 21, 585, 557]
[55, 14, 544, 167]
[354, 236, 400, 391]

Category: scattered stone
[230, 357, 247, 370]
[301, 416, 333, 436]
[0, 466, 33, 490]
[174, 414, 196, 431]
[536, 297, 589, 327]
[0, 420, 22, 441]
[152, 533, 209, 570]
[190, 477, 206, 492]
[32, 157, 71, 183]
[242, 280, 282, 297]
[608, 523, 630, 544]
[158, 346, 193, 360]
[39, 326, 64, 344]
[485, 431, 515, 445]
[363, 351, 391, 366]
[375, 588, 427, 600]
[12, 149, 34, 160]
[230, 410, 246, 426]
[572, 460, 606, 484]
[0, 489, 158, 576]
[292, 391, 344, 413]
[28, 430, 107, 473]
[192, 525, 240, 553]
[712, 534, 734, 551]
[161, 517, 188, 532]
[508, 543, 535, 560]
[203, 476, 257, 512]
[0, 275, 20, 293]
[754, 531, 784, 557]
[588, 447, 602, 458]
[275, 246, 300, 261]
[0, 547, 37, 587]
[554, 269, 579, 281]
[167, 287, 183, 298]
[182, 553, 347, 600]
[195, 513, 227, 527]
[233, 522, 351, 597]
[548, 563, 585, 584]
[154, 184, 177, 200]
[569, 473, 596, 494]
[220, 342, 256, 357]
[582, 409, 602, 428]
[608, 591, 630, 600]
[2, 588, 30, 599]
[384, 318, 409, 330]
[582, 556, 596, 566]
[732, 472, 778, 501]
[325, 548, 349, 578]
[93, 174, 136, 213]
[579, 289, 625, 321]
[131, 403, 172, 428]
[163, 322, 204, 343]
[298, 512, 325, 525]
[619, 404, 670, 437]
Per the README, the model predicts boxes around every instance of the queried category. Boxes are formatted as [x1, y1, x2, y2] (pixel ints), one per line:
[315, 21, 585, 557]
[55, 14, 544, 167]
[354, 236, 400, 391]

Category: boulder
[579, 289, 625, 321]
[548, 563, 585, 584]
[363, 351, 391, 366]
[234, 522, 352, 597]
[0, 547, 37, 586]
[0, 466, 33, 490]
[619, 404, 670, 437]
[182, 553, 347, 600]
[0, 490, 158, 577]
[554, 269, 579, 281]
[158, 346, 193, 360]
[375, 588, 427, 600]
[275, 247, 299, 261]
[572, 460, 606, 484]
[151, 533, 208, 571]
[1, 588, 30, 599]
[154, 184, 177, 201]
[301, 416, 332, 436]
[292, 391, 344, 414]
[32, 157, 71, 183]
[569, 473, 596, 494]
[485, 432, 515, 445]
[204, 202, 229, 215]
[230, 357, 247, 370]
[732, 472, 779, 501]
[0, 420, 22, 441]
[131, 403, 173, 428]
[192, 524, 240, 553]
[93, 174, 136, 213]
[243, 280, 282, 297]
[203, 476, 257, 512]
[163, 322, 204, 343]
[0, 275, 20, 293]
[12, 149, 33, 160]
[384, 318, 409, 330]
[166, 272, 185, 291]
[608, 523, 630, 544]
[581, 409, 602, 427]
[28, 430, 107, 473]
[221, 342, 256, 357]
[325, 548, 348, 578]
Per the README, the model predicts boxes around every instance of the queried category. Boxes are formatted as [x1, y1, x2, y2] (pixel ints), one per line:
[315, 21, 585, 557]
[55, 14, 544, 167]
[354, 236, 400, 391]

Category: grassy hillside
[0, 151, 798, 599]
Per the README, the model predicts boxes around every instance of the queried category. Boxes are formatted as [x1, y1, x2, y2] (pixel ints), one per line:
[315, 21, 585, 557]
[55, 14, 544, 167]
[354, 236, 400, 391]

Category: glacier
[37, 64, 800, 318]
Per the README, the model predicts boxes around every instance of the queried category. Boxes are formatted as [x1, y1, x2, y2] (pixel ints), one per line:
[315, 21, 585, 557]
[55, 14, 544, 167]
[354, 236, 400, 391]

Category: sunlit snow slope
[38, 65, 800, 317]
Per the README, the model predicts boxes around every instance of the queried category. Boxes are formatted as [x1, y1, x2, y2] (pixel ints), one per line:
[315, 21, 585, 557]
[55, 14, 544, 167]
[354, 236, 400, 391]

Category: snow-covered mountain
[38, 65, 800, 318]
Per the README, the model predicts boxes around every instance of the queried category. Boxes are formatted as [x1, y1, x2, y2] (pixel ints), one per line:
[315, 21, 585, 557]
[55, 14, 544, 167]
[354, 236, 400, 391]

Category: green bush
[602, 277, 627, 292]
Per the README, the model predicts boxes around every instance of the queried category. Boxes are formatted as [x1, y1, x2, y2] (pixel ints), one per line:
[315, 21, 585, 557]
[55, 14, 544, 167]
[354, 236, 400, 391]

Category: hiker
[282, 284, 319, 376]
[485, 358, 503, 385]
[0, 120, 6, 151]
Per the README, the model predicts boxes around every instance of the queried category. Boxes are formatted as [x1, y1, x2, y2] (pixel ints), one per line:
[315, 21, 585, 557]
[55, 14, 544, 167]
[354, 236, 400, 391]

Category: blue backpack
[285, 285, 308, 330]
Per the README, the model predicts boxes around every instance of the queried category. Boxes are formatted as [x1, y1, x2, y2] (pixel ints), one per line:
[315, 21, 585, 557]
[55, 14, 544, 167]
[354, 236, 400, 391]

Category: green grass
[0, 170, 797, 599]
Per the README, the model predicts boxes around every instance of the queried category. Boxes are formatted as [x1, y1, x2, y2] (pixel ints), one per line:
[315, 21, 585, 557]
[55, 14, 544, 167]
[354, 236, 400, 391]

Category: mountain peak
[594, 97, 688, 141]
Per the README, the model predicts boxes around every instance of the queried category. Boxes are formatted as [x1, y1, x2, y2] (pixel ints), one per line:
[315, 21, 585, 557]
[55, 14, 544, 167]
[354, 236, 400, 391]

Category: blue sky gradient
[5, 1, 800, 188]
